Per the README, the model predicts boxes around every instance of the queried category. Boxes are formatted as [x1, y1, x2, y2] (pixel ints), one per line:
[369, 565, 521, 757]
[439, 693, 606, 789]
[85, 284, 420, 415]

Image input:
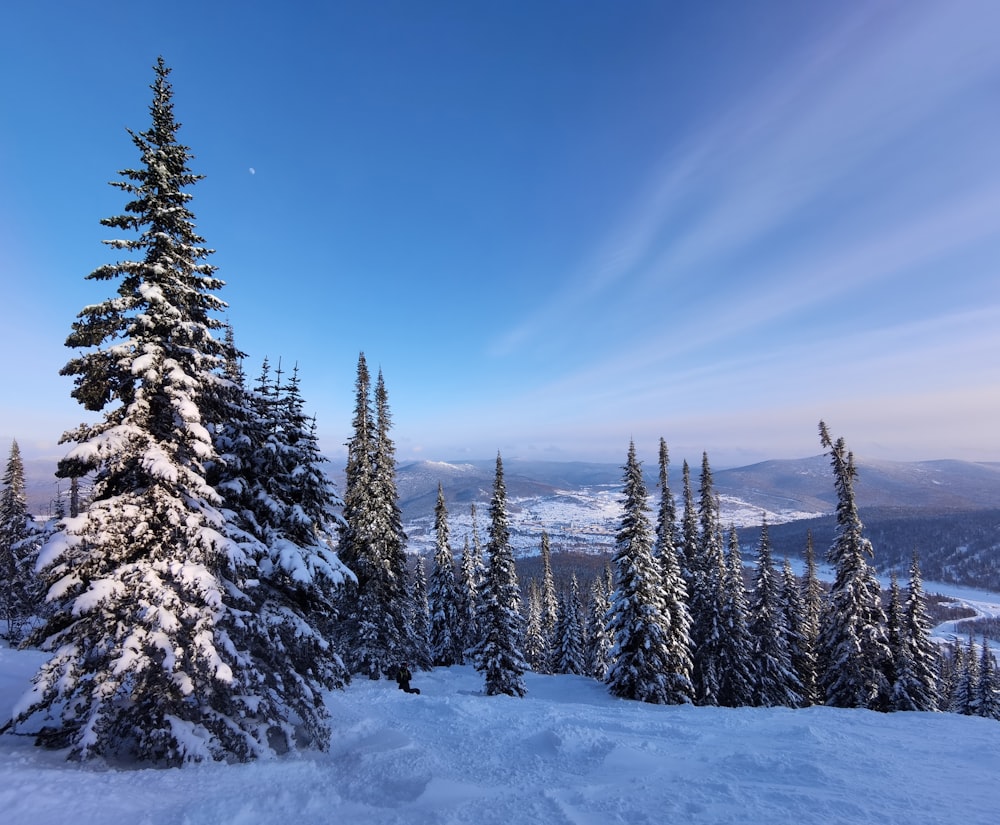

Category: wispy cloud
[493, 0, 1000, 364]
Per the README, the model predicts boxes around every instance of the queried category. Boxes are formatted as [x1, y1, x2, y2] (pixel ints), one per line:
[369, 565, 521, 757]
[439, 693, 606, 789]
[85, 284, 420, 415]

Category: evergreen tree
[780, 558, 813, 707]
[605, 442, 678, 704]
[748, 519, 803, 707]
[689, 453, 727, 706]
[976, 638, 1000, 720]
[210, 357, 351, 745]
[585, 565, 614, 680]
[654, 440, 695, 703]
[455, 535, 478, 661]
[938, 637, 963, 712]
[457, 508, 486, 658]
[538, 531, 559, 673]
[949, 634, 980, 716]
[891, 553, 939, 712]
[523, 579, 547, 672]
[654, 438, 679, 565]
[716, 526, 753, 707]
[337, 357, 408, 679]
[553, 575, 585, 675]
[337, 353, 380, 675]
[371, 369, 411, 668]
[470, 454, 527, 697]
[815, 422, 892, 711]
[338, 353, 374, 579]
[679, 460, 698, 587]
[428, 484, 462, 666]
[799, 531, 824, 705]
[279, 365, 342, 547]
[0, 440, 43, 641]
[250, 361, 348, 624]
[885, 573, 904, 694]
[408, 557, 432, 671]
[16, 61, 319, 763]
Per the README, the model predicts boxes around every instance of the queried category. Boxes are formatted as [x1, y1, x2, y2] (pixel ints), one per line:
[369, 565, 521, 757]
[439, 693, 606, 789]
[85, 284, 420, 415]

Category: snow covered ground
[1, 647, 998, 825]
[405, 485, 825, 557]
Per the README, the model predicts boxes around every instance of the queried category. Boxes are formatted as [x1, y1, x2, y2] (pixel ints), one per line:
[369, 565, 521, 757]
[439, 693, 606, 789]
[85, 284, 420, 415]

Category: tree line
[1, 59, 997, 767]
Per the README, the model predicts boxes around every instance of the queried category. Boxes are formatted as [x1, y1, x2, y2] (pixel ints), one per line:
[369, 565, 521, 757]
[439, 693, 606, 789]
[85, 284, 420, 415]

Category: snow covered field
[405, 485, 825, 557]
[2, 646, 998, 825]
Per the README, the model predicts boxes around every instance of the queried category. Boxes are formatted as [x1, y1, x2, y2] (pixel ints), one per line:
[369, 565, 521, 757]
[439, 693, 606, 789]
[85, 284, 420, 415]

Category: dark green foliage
[538, 531, 559, 673]
[0, 440, 44, 641]
[748, 520, 803, 707]
[338, 356, 410, 679]
[428, 484, 463, 666]
[408, 557, 433, 670]
[553, 575, 585, 675]
[471, 455, 528, 696]
[689, 453, 727, 706]
[585, 565, 614, 680]
[816, 422, 892, 710]
[654, 439, 694, 703]
[716, 526, 753, 707]
[605, 442, 681, 704]
[780, 558, 814, 707]
[17, 60, 323, 764]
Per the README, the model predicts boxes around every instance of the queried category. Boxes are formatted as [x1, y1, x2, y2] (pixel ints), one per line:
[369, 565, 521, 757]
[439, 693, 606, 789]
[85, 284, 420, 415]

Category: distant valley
[22, 454, 1000, 590]
[387, 458, 1000, 589]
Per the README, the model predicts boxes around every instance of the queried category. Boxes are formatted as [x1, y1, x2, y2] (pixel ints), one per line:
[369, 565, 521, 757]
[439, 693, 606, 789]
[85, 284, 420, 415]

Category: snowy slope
[1, 646, 998, 825]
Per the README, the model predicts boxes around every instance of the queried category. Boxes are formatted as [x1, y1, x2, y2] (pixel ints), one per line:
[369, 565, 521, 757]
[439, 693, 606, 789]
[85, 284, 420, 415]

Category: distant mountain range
[21, 454, 1000, 588]
[376, 457, 1000, 569]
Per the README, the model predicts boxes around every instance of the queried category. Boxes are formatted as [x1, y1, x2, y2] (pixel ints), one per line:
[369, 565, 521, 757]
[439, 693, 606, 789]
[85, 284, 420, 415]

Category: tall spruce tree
[538, 531, 559, 673]
[780, 558, 813, 707]
[949, 634, 980, 716]
[371, 369, 411, 667]
[885, 573, 904, 694]
[523, 580, 547, 671]
[408, 557, 432, 670]
[585, 565, 614, 680]
[338, 353, 374, 579]
[748, 520, 803, 707]
[799, 531, 824, 705]
[605, 442, 678, 704]
[428, 484, 462, 666]
[470, 454, 527, 696]
[553, 575, 585, 675]
[0, 440, 43, 641]
[938, 637, 964, 712]
[679, 460, 698, 587]
[337, 357, 409, 678]
[209, 356, 351, 749]
[716, 526, 753, 707]
[890, 552, 939, 712]
[654, 439, 694, 704]
[457, 508, 486, 658]
[689, 453, 727, 706]
[976, 638, 1000, 720]
[815, 422, 892, 710]
[654, 438, 680, 565]
[14, 60, 315, 763]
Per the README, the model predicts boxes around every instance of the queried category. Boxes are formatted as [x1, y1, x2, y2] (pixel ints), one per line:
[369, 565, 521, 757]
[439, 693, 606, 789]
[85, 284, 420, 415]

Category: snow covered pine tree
[8, 60, 349, 764]
[815, 421, 892, 711]
[428, 484, 463, 667]
[470, 454, 528, 696]
[0, 439, 43, 642]
[605, 441, 679, 704]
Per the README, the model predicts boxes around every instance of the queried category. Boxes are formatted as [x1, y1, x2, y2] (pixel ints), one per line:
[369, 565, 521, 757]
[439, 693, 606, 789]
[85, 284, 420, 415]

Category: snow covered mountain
[20, 453, 1000, 566]
[394, 456, 1000, 559]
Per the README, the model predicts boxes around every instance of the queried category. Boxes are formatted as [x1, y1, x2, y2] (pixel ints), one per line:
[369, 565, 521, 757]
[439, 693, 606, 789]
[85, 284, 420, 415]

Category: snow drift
[1, 646, 998, 825]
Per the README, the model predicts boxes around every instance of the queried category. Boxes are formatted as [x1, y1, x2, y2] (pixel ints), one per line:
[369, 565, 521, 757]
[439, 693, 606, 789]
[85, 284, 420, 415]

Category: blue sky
[2, 0, 999, 469]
